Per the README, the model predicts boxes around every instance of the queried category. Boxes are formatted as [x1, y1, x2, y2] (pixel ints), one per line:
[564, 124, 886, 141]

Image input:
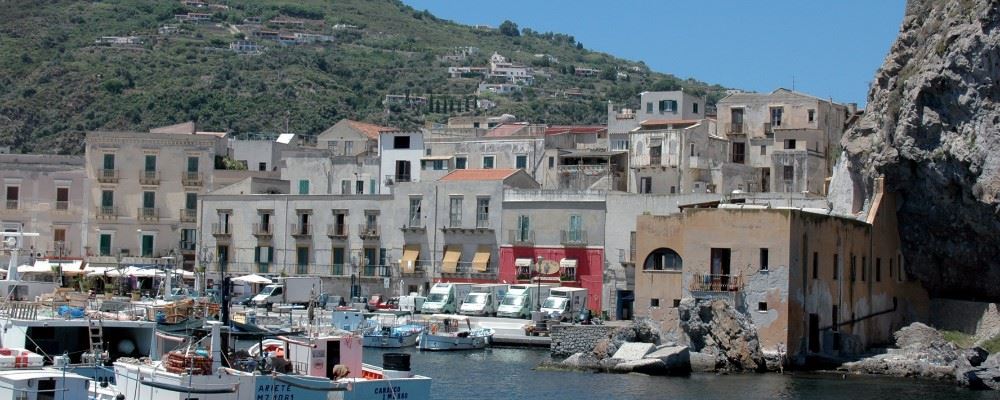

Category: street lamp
[198, 246, 213, 296]
[535, 255, 544, 312]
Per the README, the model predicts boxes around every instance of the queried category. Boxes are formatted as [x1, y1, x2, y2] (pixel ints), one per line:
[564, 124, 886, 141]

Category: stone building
[633, 179, 928, 362]
[315, 119, 393, 156]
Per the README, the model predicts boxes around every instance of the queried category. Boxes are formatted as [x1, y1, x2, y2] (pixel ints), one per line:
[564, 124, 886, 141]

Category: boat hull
[362, 332, 418, 348]
[417, 331, 492, 351]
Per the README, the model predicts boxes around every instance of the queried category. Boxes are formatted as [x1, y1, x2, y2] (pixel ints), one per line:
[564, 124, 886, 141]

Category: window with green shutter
[298, 180, 309, 195]
[185, 193, 197, 210]
[101, 190, 114, 207]
[332, 247, 345, 275]
[141, 235, 154, 257]
[103, 154, 115, 170]
[143, 191, 155, 208]
[187, 156, 199, 172]
[144, 155, 156, 172]
[99, 234, 112, 256]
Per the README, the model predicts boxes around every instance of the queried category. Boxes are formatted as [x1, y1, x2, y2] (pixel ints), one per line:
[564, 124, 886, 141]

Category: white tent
[232, 274, 273, 285]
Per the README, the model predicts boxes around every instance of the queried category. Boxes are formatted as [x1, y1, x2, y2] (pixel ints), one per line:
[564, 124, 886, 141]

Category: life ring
[430, 324, 438, 334]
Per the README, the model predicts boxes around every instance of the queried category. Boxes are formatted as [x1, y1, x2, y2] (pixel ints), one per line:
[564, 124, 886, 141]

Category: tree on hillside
[499, 20, 520, 37]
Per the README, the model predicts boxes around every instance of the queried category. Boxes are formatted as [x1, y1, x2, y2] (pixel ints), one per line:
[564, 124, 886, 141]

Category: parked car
[376, 297, 399, 310]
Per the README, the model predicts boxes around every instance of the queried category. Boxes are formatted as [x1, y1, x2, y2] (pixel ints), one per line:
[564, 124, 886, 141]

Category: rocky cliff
[833, 0, 1000, 300]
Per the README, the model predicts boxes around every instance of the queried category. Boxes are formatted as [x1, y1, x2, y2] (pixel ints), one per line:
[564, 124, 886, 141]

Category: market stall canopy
[232, 274, 272, 285]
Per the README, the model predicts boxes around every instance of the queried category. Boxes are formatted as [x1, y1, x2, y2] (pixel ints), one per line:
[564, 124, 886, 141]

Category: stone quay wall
[550, 325, 617, 357]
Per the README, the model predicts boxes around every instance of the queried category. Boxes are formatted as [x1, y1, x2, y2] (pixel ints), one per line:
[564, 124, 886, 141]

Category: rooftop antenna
[792, 75, 796, 91]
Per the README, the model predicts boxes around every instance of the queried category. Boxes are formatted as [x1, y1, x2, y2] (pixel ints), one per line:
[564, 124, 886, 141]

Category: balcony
[327, 224, 349, 239]
[395, 174, 411, 183]
[96, 206, 119, 219]
[179, 240, 196, 253]
[727, 122, 745, 135]
[508, 229, 534, 245]
[180, 208, 197, 223]
[211, 222, 231, 236]
[560, 230, 588, 246]
[763, 123, 775, 137]
[358, 224, 380, 240]
[252, 223, 273, 237]
[475, 219, 493, 231]
[97, 169, 119, 183]
[5, 200, 17, 210]
[137, 207, 159, 221]
[690, 273, 742, 293]
[290, 224, 312, 238]
[441, 262, 497, 279]
[359, 264, 391, 278]
[182, 171, 203, 187]
[401, 218, 425, 232]
[55, 201, 69, 212]
[139, 170, 160, 185]
[649, 155, 662, 166]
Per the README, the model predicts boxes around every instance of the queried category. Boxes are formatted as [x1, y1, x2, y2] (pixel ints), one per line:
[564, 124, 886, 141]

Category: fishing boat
[361, 313, 423, 348]
[417, 314, 494, 351]
[109, 321, 432, 400]
[0, 349, 93, 400]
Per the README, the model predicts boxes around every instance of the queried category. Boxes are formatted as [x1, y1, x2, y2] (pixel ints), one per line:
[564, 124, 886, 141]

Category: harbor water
[362, 347, 998, 400]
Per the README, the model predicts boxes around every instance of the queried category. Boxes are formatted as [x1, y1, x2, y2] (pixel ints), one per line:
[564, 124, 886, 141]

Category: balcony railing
[290, 224, 312, 237]
[690, 273, 742, 292]
[98, 169, 119, 183]
[138, 207, 159, 221]
[395, 174, 411, 183]
[253, 223, 273, 237]
[212, 222, 231, 236]
[728, 122, 745, 135]
[360, 264, 392, 278]
[55, 201, 69, 211]
[441, 261, 497, 278]
[203, 262, 393, 278]
[327, 224, 349, 238]
[182, 171, 203, 187]
[180, 208, 197, 223]
[649, 155, 662, 165]
[560, 230, 588, 246]
[96, 206, 119, 219]
[358, 224, 380, 239]
[508, 229, 534, 245]
[180, 240, 196, 252]
[139, 170, 160, 185]
[475, 219, 492, 230]
[5, 200, 17, 210]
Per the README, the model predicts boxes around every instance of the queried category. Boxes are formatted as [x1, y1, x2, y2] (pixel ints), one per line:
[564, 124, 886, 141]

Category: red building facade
[498, 245, 604, 311]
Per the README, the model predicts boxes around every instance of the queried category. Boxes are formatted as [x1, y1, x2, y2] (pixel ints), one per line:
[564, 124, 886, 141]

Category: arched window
[644, 248, 682, 271]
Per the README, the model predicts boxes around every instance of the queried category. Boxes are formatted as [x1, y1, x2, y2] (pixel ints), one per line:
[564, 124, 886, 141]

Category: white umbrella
[232, 274, 273, 285]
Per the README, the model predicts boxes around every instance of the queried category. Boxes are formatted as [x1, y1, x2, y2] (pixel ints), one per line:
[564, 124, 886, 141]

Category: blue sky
[402, 0, 906, 106]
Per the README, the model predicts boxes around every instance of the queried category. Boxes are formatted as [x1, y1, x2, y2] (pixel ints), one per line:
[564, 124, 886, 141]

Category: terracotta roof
[439, 169, 518, 181]
[545, 125, 607, 135]
[346, 120, 396, 140]
[638, 119, 700, 127]
[484, 123, 528, 137]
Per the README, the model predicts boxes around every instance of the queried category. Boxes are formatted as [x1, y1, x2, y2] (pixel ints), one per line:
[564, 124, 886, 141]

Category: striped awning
[472, 246, 491, 272]
[442, 246, 462, 273]
[400, 245, 420, 273]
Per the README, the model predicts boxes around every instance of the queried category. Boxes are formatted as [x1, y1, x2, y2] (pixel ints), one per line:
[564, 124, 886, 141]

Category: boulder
[644, 346, 691, 375]
[689, 351, 719, 372]
[678, 298, 765, 371]
[611, 342, 655, 362]
[612, 358, 666, 375]
[967, 347, 989, 367]
[591, 338, 614, 360]
[561, 352, 599, 370]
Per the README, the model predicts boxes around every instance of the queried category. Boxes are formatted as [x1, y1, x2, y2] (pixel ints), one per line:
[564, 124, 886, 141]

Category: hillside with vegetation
[0, 0, 727, 153]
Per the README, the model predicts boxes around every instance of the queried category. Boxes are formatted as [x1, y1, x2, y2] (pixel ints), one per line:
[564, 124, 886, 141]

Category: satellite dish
[537, 260, 560, 275]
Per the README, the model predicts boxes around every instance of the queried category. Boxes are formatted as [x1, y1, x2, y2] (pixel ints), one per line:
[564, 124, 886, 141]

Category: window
[568, 214, 583, 242]
[476, 197, 490, 228]
[482, 155, 495, 169]
[370, 179, 376, 194]
[140, 234, 154, 257]
[101, 190, 114, 207]
[758, 302, 768, 312]
[181, 229, 196, 250]
[53, 228, 66, 245]
[889, 258, 894, 278]
[670, 186, 676, 194]
[449, 196, 463, 227]
[254, 246, 272, 272]
[55, 187, 69, 210]
[341, 180, 351, 194]
[356, 180, 364, 194]
[142, 191, 155, 209]
[5, 186, 17, 209]
[455, 157, 467, 169]
[644, 248, 682, 271]
[876, 258, 882, 282]
[548, 156, 554, 168]
[690, 143, 695, 157]
[812, 252, 818, 279]
[408, 197, 421, 227]
[770, 107, 783, 127]
[672, 299, 681, 308]
[850, 254, 857, 282]
[862, 256, 867, 282]
[296, 246, 309, 274]
[103, 154, 115, 170]
[760, 248, 769, 271]
[144, 155, 156, 172]
[344, 141, 353, 155]
[258, 162, 267, 171]
[515, 155, 527, 169]
[99, 234, 112, 256]
[731, 142, 746, 164]
[332, 210, 347, 235]
[650, 298, 660, 307]
[332, 247, 346, 274]
[365, 212, 378, 232]
[639, 177, 652, 194]
[784, 139, 796, 150]
[426, 148, 432, 156]
[833, 254, 839, 280]
[658, 99, 677, 113]
[808, 109, 816, 122]
[783, 165, 794, 181]
[187, 156, 199, 172]
[517, 215, 530, 242]
[185, 193, 197, 210]
[298, 180, 309, 195]
[646, 102, 652, 113]
[392, 135, 410, 149]
[693, 102, 699, 114]
[760, 145, 767, 156]
[395, 160, 411, 182]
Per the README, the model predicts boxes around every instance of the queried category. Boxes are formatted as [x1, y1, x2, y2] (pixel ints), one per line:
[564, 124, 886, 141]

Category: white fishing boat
[361, 313, 423, 348]
[417, 314, 494, 351]
[109, 321, 432, 400]
[0, 349, 93, 400]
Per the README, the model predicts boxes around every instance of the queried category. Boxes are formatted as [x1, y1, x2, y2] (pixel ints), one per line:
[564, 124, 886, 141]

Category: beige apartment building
[634, 179, 928, 363]
[0, 154, 88, 261]
[85, 126, 224, 268]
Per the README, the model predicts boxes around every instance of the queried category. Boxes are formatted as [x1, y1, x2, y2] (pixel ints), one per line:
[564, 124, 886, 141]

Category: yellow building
[635, 180, 928, 362]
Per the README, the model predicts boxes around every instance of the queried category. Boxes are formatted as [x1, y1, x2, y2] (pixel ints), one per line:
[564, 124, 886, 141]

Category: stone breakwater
[550, 325, 618, 357]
